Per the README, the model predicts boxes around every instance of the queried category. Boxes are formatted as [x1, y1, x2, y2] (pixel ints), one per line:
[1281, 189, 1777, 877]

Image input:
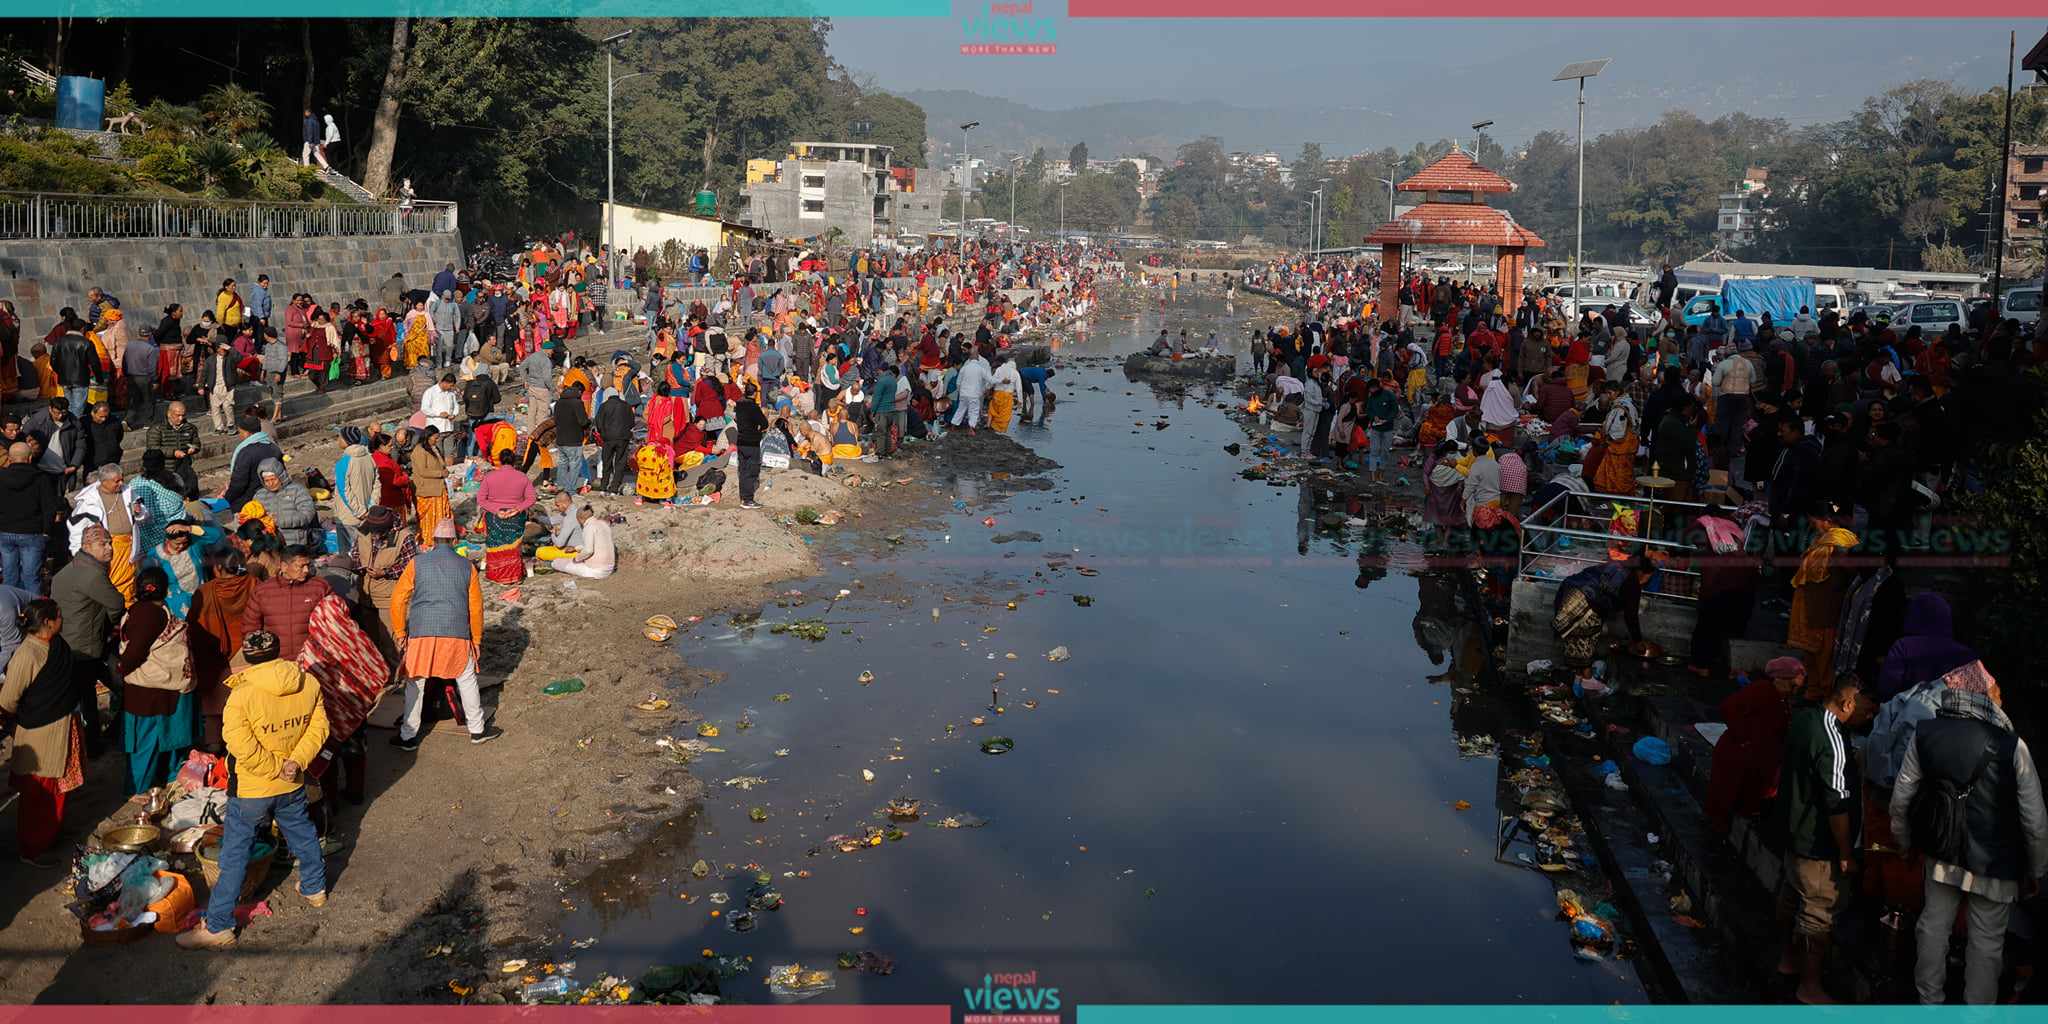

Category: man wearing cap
[179, 629, 329, 950]
[1705, 656, 1806, 834]
[387, 518, 498, 750]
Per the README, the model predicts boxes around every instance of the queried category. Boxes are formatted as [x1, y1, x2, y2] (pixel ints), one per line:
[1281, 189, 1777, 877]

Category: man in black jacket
[456, 373, 500, 462]
[222, 413, 283, 509]
[1890, 682, 2048, 1005]
[593, 391, 635, 494]
[733, 382, 768, 510]
[551, 383, 591, 494]
[1767, 417, 1823, 530]
[0, 441, 62, 590]
[52, 327, 99, 418]
[1648, 394, 1699, 503]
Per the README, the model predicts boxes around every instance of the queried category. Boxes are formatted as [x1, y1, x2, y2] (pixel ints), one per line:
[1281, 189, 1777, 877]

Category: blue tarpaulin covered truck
[1679, 275, 1816, 327]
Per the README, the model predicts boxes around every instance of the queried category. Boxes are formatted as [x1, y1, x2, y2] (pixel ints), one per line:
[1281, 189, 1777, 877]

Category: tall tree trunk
[362, 17, 411, 197]
[114, 22, 134, 89]
[701, 125, 719, 192]
[300, 19, 316, 112]
[51, 17, 67, 82]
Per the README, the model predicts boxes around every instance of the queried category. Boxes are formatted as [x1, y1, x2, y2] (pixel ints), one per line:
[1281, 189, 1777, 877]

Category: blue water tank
[55, 75, 105, 132]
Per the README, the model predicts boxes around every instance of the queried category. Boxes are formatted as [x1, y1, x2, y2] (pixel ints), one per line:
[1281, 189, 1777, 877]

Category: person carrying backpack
[1889, 666, 2048, 1005]
[457, 373, 499, 462]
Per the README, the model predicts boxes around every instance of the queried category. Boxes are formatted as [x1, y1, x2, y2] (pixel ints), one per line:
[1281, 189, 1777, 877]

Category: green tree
[199, 83, 272, 139]
[1069, 141, 1087, 172]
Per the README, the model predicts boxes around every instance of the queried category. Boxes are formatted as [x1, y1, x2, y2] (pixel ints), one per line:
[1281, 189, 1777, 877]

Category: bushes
[0, 133, 130, 193]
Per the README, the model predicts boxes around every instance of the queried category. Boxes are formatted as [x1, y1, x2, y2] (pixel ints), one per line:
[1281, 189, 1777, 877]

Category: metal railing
[1517, 487, 1706, 601]
[0, 191, 459, 242]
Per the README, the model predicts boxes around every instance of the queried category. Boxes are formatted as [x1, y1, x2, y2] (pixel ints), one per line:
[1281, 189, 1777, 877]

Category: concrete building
[1716, 167, 1770, 248]
[2005, 144, 2047, 265]
[737, 142, 947, 245]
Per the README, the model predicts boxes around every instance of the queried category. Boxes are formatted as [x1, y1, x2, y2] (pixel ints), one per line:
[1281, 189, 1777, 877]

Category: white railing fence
[0, 191, 459, 242]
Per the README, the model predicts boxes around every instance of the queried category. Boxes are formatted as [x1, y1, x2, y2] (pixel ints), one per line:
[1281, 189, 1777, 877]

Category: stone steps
[315, 168, 380, 204]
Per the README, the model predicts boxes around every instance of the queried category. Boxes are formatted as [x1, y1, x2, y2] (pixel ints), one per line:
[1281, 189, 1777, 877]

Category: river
[553, 288, 1646, 1007]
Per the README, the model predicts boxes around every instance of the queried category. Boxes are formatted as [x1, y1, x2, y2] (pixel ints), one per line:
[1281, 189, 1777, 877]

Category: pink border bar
[0, 1008, 954, 1024]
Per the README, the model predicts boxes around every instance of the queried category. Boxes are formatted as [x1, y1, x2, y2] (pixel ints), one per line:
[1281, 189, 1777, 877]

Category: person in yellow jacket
[179, 630, 329, 950]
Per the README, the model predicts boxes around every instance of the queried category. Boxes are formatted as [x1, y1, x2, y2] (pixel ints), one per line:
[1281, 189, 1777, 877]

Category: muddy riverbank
[0, 320, 1085, 1006]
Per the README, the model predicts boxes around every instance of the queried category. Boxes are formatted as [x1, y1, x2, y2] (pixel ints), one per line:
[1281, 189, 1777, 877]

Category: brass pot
[100, 824, 163, 854]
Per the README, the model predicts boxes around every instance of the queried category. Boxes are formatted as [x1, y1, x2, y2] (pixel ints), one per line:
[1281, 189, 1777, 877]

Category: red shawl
[297, 593, 389, 745]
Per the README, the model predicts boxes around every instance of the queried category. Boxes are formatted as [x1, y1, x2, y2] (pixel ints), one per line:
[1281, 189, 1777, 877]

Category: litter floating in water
[1046, 646, 1071, 662]
[858, 670, 875, 685]
[980, 737, 1016, 755]
[1453, 800, 1473, 811]
[766, 964, 836, 1001]
[885, 798, 922, 821]
[691, 859, 712, 879]
[696, 723, 721, 738]
[769, 619, 830, 642]
[724, 776, 768, 791]
[748, 807, 768, 822]
[836, 951, 896, 975]
[772, 693, 793, 703]
[861, 769, 876, 783]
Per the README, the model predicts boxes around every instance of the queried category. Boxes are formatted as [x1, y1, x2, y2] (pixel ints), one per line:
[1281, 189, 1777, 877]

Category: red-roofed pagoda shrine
[1364, 147, 1544, 319]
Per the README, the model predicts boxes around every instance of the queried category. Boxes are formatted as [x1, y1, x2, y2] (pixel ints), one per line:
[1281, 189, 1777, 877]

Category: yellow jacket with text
[222, 659, 329, 799]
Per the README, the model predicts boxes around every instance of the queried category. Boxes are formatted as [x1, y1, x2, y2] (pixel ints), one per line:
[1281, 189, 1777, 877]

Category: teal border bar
[0, 0, 948, 15]
[1079, 1009, 2046, 1023]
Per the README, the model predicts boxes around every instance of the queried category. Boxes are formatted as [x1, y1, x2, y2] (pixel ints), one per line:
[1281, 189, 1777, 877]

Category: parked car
[1896, 298, 1965, 335]
[2002, 285, 2041, 327]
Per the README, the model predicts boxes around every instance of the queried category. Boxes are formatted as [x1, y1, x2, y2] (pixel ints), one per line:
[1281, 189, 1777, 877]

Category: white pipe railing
[0, 190, 459, 241]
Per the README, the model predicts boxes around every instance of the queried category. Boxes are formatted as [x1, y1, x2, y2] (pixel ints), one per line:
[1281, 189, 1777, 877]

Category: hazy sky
[831, 12, 2039, 135]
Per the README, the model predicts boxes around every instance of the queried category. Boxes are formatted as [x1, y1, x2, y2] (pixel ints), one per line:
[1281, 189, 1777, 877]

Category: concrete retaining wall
[0, 232, 464, 329]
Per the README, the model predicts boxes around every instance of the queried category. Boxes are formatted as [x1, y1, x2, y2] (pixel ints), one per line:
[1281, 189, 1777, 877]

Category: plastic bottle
[521, 977, 573, 1002]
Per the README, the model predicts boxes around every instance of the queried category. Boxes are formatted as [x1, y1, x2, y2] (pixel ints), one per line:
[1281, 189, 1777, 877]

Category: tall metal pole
[958, 124, 971, 258]
[1992, 30, 2015, 305]
[600, 30, 635, 289]
[1574, 76, 1585, 321]
[606, 45, 615, 284]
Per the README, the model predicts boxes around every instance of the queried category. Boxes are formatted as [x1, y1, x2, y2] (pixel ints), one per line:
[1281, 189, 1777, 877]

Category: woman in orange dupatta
[1787, 503, 1859, 681]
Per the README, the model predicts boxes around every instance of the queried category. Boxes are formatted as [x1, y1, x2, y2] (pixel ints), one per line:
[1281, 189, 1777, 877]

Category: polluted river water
[552, 288, 1647, 1006]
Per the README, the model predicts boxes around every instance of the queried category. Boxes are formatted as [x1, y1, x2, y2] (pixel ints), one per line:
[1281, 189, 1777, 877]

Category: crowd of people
[1245, 249, 2046, 1004]
[0, 232, 1108, 952]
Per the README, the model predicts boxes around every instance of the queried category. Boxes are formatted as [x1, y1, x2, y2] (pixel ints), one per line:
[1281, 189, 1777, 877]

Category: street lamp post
[1057, 183, 1065, 242]
[1554, 59, 1611, 323]
[1467, 121, 1493, 285]
[1991, 31, 2015, 305]
[957, 121, 979, 261]
[1309, 187, 1324, 254]
[601, 29, 636, 286]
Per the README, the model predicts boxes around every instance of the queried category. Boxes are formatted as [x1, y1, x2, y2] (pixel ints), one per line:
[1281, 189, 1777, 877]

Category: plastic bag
[78, 851, 137, 896]
[1631, 736, 1673, 766]
[163, 789, 226, 831]
[116, 855, 172, 921]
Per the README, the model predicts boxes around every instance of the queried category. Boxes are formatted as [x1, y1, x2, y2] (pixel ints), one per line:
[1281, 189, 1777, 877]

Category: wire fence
[0, 191, 458, 241]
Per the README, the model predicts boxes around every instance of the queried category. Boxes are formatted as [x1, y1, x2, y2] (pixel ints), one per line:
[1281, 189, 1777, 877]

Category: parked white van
[2003, 285, 2041, 327]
